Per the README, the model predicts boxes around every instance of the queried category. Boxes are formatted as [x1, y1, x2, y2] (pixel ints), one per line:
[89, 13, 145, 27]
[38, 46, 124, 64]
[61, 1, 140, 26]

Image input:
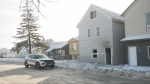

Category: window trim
[146, 13, 150, 30]
[92, 49, 98, 59]
[95, 26, 101, 37]
[147, 46, 150, 59]
[87, 28, 91, 39]
[72, 43, 77, 50]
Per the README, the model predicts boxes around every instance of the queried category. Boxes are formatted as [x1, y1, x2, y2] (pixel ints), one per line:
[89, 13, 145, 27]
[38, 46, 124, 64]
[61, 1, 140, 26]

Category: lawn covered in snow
[0, 58, 150, 79]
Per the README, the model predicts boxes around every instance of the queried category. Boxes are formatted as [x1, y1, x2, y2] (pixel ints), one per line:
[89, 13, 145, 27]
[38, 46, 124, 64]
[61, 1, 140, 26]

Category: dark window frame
[147, 46, 150, 59]
[92, 49, 98, 59]
[146, 13, 150, 30]
[90, 10, 96, 19]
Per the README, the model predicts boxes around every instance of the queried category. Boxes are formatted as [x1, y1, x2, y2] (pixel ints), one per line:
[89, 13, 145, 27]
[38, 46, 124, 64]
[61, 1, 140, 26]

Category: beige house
[69, 37, 79, 60]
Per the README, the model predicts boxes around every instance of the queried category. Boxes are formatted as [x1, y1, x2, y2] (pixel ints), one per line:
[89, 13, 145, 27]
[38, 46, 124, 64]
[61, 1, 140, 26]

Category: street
[0, 61, 150, 84]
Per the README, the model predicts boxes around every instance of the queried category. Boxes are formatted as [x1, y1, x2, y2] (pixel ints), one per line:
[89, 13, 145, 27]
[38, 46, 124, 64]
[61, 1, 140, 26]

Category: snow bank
[55, 60, 150, 79]
[0, 58, 24, 64]
[0, 58, 150, 79]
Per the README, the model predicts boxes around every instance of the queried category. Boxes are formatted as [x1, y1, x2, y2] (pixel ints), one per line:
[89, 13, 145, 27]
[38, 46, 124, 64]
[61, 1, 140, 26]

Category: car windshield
[34, 55, 48, 59]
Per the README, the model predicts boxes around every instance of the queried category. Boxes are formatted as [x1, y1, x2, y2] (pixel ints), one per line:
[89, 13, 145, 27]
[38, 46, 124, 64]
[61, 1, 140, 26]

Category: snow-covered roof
[0, 48, 10, 52]
[42, 40, 48, 44]
[46, 41, 68, 52]
[93, 4, 124, 22]
[121, 35, 150, 41]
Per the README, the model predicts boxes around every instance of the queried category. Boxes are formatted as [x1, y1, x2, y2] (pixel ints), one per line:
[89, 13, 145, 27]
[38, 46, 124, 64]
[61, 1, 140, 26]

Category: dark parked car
[24, 54, 55, 69]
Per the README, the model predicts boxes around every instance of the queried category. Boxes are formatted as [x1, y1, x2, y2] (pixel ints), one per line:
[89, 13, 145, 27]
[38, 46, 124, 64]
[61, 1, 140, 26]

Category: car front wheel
[36, 62, 41, 69]
[25, 61, 29, 68]
[50, 65, 55, 69]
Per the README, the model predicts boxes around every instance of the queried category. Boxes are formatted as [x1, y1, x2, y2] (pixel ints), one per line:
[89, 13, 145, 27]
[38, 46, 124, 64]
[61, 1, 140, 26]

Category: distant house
[121, 0, 150, 66]
[45, 41, 70, 60]
[32, 39, 55, 54]
[77, 4, 126, 65]
[0, 48, 16, 58]
[19, 47, 29, 58]
[42, 39, 55, 47]
[10, 47, 19, 58]
[68, 37, 79, 60]
[31, 47, 43, 54]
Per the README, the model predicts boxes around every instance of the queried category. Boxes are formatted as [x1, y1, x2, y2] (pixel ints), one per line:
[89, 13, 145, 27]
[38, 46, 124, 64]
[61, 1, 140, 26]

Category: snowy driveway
[0, 61, 150, 84]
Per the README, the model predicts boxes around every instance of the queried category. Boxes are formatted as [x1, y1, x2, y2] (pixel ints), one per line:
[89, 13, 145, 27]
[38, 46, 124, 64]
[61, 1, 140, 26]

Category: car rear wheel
[36, 62, 41, 69]
[25, 61, 29, 68]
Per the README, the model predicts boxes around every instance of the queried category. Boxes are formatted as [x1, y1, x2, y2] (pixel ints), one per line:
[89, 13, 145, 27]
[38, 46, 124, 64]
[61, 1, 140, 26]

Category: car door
[27, 55, 33, 65]
[30, 55, 36, 65]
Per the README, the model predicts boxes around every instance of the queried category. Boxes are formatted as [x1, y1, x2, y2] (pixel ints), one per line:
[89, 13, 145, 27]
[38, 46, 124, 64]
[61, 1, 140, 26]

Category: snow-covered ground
[0, 58, 150, 80]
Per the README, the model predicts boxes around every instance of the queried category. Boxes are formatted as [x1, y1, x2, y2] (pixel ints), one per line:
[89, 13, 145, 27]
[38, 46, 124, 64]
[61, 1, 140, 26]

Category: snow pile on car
[0, 58, 150, 79]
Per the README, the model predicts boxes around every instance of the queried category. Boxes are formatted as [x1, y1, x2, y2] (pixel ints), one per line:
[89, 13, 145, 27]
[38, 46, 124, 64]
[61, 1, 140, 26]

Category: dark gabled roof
[45, 41, 68, 52]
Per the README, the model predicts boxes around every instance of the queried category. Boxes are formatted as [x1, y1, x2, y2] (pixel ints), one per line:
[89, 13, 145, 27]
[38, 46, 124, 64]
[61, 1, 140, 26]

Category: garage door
[128, 46, 137, 66]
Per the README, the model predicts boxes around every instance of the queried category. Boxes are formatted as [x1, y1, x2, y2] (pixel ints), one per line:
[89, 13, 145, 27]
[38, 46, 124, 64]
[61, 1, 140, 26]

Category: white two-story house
[77, 4, 126, 65]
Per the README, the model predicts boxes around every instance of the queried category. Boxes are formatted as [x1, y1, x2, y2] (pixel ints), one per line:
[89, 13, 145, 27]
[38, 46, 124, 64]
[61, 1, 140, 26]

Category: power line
[46, 0, 83, 18]
[0, 31, 16, 39]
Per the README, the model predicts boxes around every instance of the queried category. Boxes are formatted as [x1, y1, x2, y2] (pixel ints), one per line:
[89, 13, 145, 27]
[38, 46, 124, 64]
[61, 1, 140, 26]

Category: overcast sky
[0, 0, 133, 49]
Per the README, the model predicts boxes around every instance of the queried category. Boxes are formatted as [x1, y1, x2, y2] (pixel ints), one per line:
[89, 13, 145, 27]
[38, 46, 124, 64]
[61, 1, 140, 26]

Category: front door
[105, 48, 111, 64]
[128, 46, 137, 66]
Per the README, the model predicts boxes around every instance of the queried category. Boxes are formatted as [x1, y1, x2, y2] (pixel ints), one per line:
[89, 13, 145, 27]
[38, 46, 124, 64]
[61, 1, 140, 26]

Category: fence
[50, 55, 72, 60]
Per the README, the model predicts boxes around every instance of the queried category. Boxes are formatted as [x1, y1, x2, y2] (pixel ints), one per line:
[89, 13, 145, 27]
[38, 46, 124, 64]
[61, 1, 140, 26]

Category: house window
[146, 13, 150, 30]
[148, 46, 150, 59]
[87, 28, 91, 38]
[56, 50, 61, 56]
[92, 49, 98, 59]
[62, 50, 65, 56]
[50, 52, 53, 56]
[72, 43, 77, 50]
[96, 27, 100, 37]
[90, 10, 96, 19]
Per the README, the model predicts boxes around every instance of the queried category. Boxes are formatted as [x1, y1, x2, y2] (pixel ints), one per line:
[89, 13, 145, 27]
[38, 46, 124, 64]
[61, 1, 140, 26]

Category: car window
[28, 55, 35, 59]
[34, 55, 48, 59]
[28, 55, 33, 58]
